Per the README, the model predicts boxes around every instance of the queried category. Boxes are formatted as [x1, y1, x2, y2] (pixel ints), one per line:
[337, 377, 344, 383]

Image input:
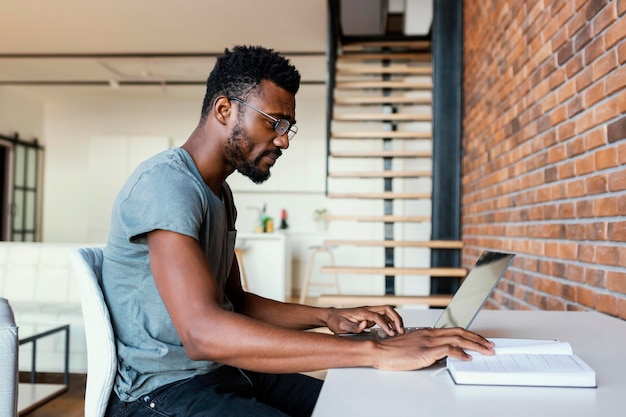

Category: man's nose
[273, 134, 290, 150]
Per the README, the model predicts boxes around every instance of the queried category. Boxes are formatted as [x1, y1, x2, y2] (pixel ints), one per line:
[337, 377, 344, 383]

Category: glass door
[11, 141, 41, 241]
[0, 133, 44, 242]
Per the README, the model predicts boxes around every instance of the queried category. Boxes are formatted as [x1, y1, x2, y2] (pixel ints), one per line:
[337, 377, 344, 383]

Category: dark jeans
[105, 366, 323, 417]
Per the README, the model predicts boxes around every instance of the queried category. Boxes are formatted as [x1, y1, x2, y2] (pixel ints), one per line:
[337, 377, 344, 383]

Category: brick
[568, 95, 585, 117]
[593, 1, 618, 34]
[605, 65, 626, 96]
[619, 0, 626, 15]
[595, 196, 619, 216]
[575, 153, 596, 174]
[567, 136, 586, 156]
[566, 223, 586, 240]
[577, 199, 595, 217]
[595, 245, 621, 266]
[558, 121, 576, 141]
[558, 79, 576, 103]
[569, 5, 588, 35]
[608, 116, 626, 143]
[607, 270, 626, 294]
[586, 0, 610, 20]
[595, 95, 622, 125]
[586, 173, 608, 194]
[559, 160, 576, 179]
[583, 80, 605, 107]
[595, 147, 618, 169]
[596, 293, 619, 315]
[588, 221, 607, 239]
[575, 110, 595, 134]
[605, 10, 626, 47]
[575, 66, 594, 93]
[566, 54, 584, 78]
[576, 286, 596, 308]
[584, 126, 607, 149]
[578, 244, 596, 263]
[608, 169, 626, 191]
[607, 221, 626, 241]
[574, 22, 593, 52]
[592, 50, 617, 81]
[619, 142, 626, 163]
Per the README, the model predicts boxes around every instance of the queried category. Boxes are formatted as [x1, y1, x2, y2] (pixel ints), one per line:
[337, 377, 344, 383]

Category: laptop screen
[434, 251, 515, 329]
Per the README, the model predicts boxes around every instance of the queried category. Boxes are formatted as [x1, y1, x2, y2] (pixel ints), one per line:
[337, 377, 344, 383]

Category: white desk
[313, 309, 626, 417]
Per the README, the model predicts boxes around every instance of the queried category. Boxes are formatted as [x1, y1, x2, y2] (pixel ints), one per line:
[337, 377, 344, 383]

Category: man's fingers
[414, 328, 495, 355]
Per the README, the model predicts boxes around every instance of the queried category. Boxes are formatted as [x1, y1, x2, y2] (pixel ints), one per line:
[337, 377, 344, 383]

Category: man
[102, 45, 494, 417]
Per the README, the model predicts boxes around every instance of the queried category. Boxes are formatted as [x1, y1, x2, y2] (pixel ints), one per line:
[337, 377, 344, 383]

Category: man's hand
[325, 305, 405, 337]
[374, 327, 495, 371]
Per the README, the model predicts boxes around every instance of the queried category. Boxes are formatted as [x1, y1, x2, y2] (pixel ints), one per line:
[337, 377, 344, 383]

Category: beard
[225, 123, 280, 184]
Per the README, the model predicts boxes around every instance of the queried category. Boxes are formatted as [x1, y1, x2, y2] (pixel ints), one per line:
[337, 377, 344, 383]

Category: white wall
[0, 87, 44, 140]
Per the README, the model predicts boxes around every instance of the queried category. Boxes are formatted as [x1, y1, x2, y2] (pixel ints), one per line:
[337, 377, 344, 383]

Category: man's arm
[147, 229, 494, 373]
[225, 253, 405, 336]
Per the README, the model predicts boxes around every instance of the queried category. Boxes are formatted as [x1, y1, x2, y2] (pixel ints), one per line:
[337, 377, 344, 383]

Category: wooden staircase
[317, 39, 464, 307]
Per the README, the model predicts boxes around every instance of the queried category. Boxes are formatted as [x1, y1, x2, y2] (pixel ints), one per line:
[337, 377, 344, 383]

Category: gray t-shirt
[102, 147, 237, 402]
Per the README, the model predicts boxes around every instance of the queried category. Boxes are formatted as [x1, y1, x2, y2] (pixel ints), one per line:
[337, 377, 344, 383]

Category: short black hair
[200, 45, 301, 122]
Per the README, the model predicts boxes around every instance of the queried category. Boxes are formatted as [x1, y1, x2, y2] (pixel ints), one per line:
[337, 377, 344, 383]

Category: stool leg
[326, 249, 340, 294]
[235, 249, 249, 292]
[299, 249, 318, 304]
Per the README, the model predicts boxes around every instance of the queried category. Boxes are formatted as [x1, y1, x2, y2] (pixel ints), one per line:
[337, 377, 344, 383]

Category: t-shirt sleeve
[116, 163, 206, 243]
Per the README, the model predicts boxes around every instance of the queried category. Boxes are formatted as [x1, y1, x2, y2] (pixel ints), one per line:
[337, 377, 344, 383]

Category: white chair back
[0, 297, 18, 417]
[71, 247, 116, 417]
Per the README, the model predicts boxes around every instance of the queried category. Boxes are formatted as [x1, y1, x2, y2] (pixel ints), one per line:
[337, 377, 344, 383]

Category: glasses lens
[275, 119, 291, 136]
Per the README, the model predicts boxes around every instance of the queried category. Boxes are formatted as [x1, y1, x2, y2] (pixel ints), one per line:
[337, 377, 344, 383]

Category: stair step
[330, 150, 431, 158]
[338, 52, 432, 62]
[331, 131, 431, 139]
[334, 96, 431, 106]
[336, 80, 431, 90]
[328, 170, 431, 178]
[324, 215, 431, 222]
[320, 266, 467, 277]
[342, 40, 431, 51]
[323, 240, 464, 249]
[317, 294, 452, 307]
[337, 65, 432, 75]
[327, 192, 431, 199]
[334, 113, 431, 122]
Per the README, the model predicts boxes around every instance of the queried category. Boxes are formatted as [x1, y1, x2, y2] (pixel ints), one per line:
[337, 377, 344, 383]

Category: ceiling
[0, 0, 329, 101]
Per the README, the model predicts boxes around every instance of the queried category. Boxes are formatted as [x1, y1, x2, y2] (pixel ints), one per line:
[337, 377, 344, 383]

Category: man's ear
[213, 96, 232, 125]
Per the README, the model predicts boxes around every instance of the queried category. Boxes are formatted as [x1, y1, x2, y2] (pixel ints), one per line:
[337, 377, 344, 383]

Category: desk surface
[312, 309, 626, 417]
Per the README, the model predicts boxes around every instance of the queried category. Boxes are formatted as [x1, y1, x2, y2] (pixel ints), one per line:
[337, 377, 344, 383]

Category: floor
[20, 374, 86, 417]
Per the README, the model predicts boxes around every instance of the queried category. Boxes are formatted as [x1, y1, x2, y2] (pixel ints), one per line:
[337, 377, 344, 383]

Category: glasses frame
[229, 97, 298, 140]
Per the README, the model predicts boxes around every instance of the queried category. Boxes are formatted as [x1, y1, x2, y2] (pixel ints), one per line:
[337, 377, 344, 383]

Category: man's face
[224, 81, 296, 184]
[224, 121, 278, 184]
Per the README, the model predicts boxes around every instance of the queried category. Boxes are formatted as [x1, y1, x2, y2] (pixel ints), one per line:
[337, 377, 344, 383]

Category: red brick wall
[462, 0, 626, 319]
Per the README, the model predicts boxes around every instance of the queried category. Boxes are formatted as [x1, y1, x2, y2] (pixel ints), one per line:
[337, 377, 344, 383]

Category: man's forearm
[234, 292, 332, 330]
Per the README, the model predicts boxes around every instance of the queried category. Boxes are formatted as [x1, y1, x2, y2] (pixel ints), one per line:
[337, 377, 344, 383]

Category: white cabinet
[236, 233, 291, 302]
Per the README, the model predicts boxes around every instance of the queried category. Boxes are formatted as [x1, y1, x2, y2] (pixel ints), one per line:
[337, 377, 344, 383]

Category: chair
[299, 245, 340, 304]
[71, 247, 116, 417]
[0, 297, 18, 417]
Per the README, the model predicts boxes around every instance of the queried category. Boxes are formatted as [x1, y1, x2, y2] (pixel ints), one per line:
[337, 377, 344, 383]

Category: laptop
[370, 250, 516, 339]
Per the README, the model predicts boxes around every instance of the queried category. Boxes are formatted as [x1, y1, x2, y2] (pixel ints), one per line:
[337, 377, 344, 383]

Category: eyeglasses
[229, 97, 298, 140]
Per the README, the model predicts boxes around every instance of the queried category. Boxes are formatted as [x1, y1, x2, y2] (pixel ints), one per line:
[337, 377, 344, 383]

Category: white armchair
[71, 247, 116, 417]
[0, 297, 18, 417]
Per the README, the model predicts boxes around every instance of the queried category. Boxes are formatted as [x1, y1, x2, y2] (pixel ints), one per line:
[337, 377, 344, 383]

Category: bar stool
[234, 246, 249, 292]
[299, 245, 340, 304]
